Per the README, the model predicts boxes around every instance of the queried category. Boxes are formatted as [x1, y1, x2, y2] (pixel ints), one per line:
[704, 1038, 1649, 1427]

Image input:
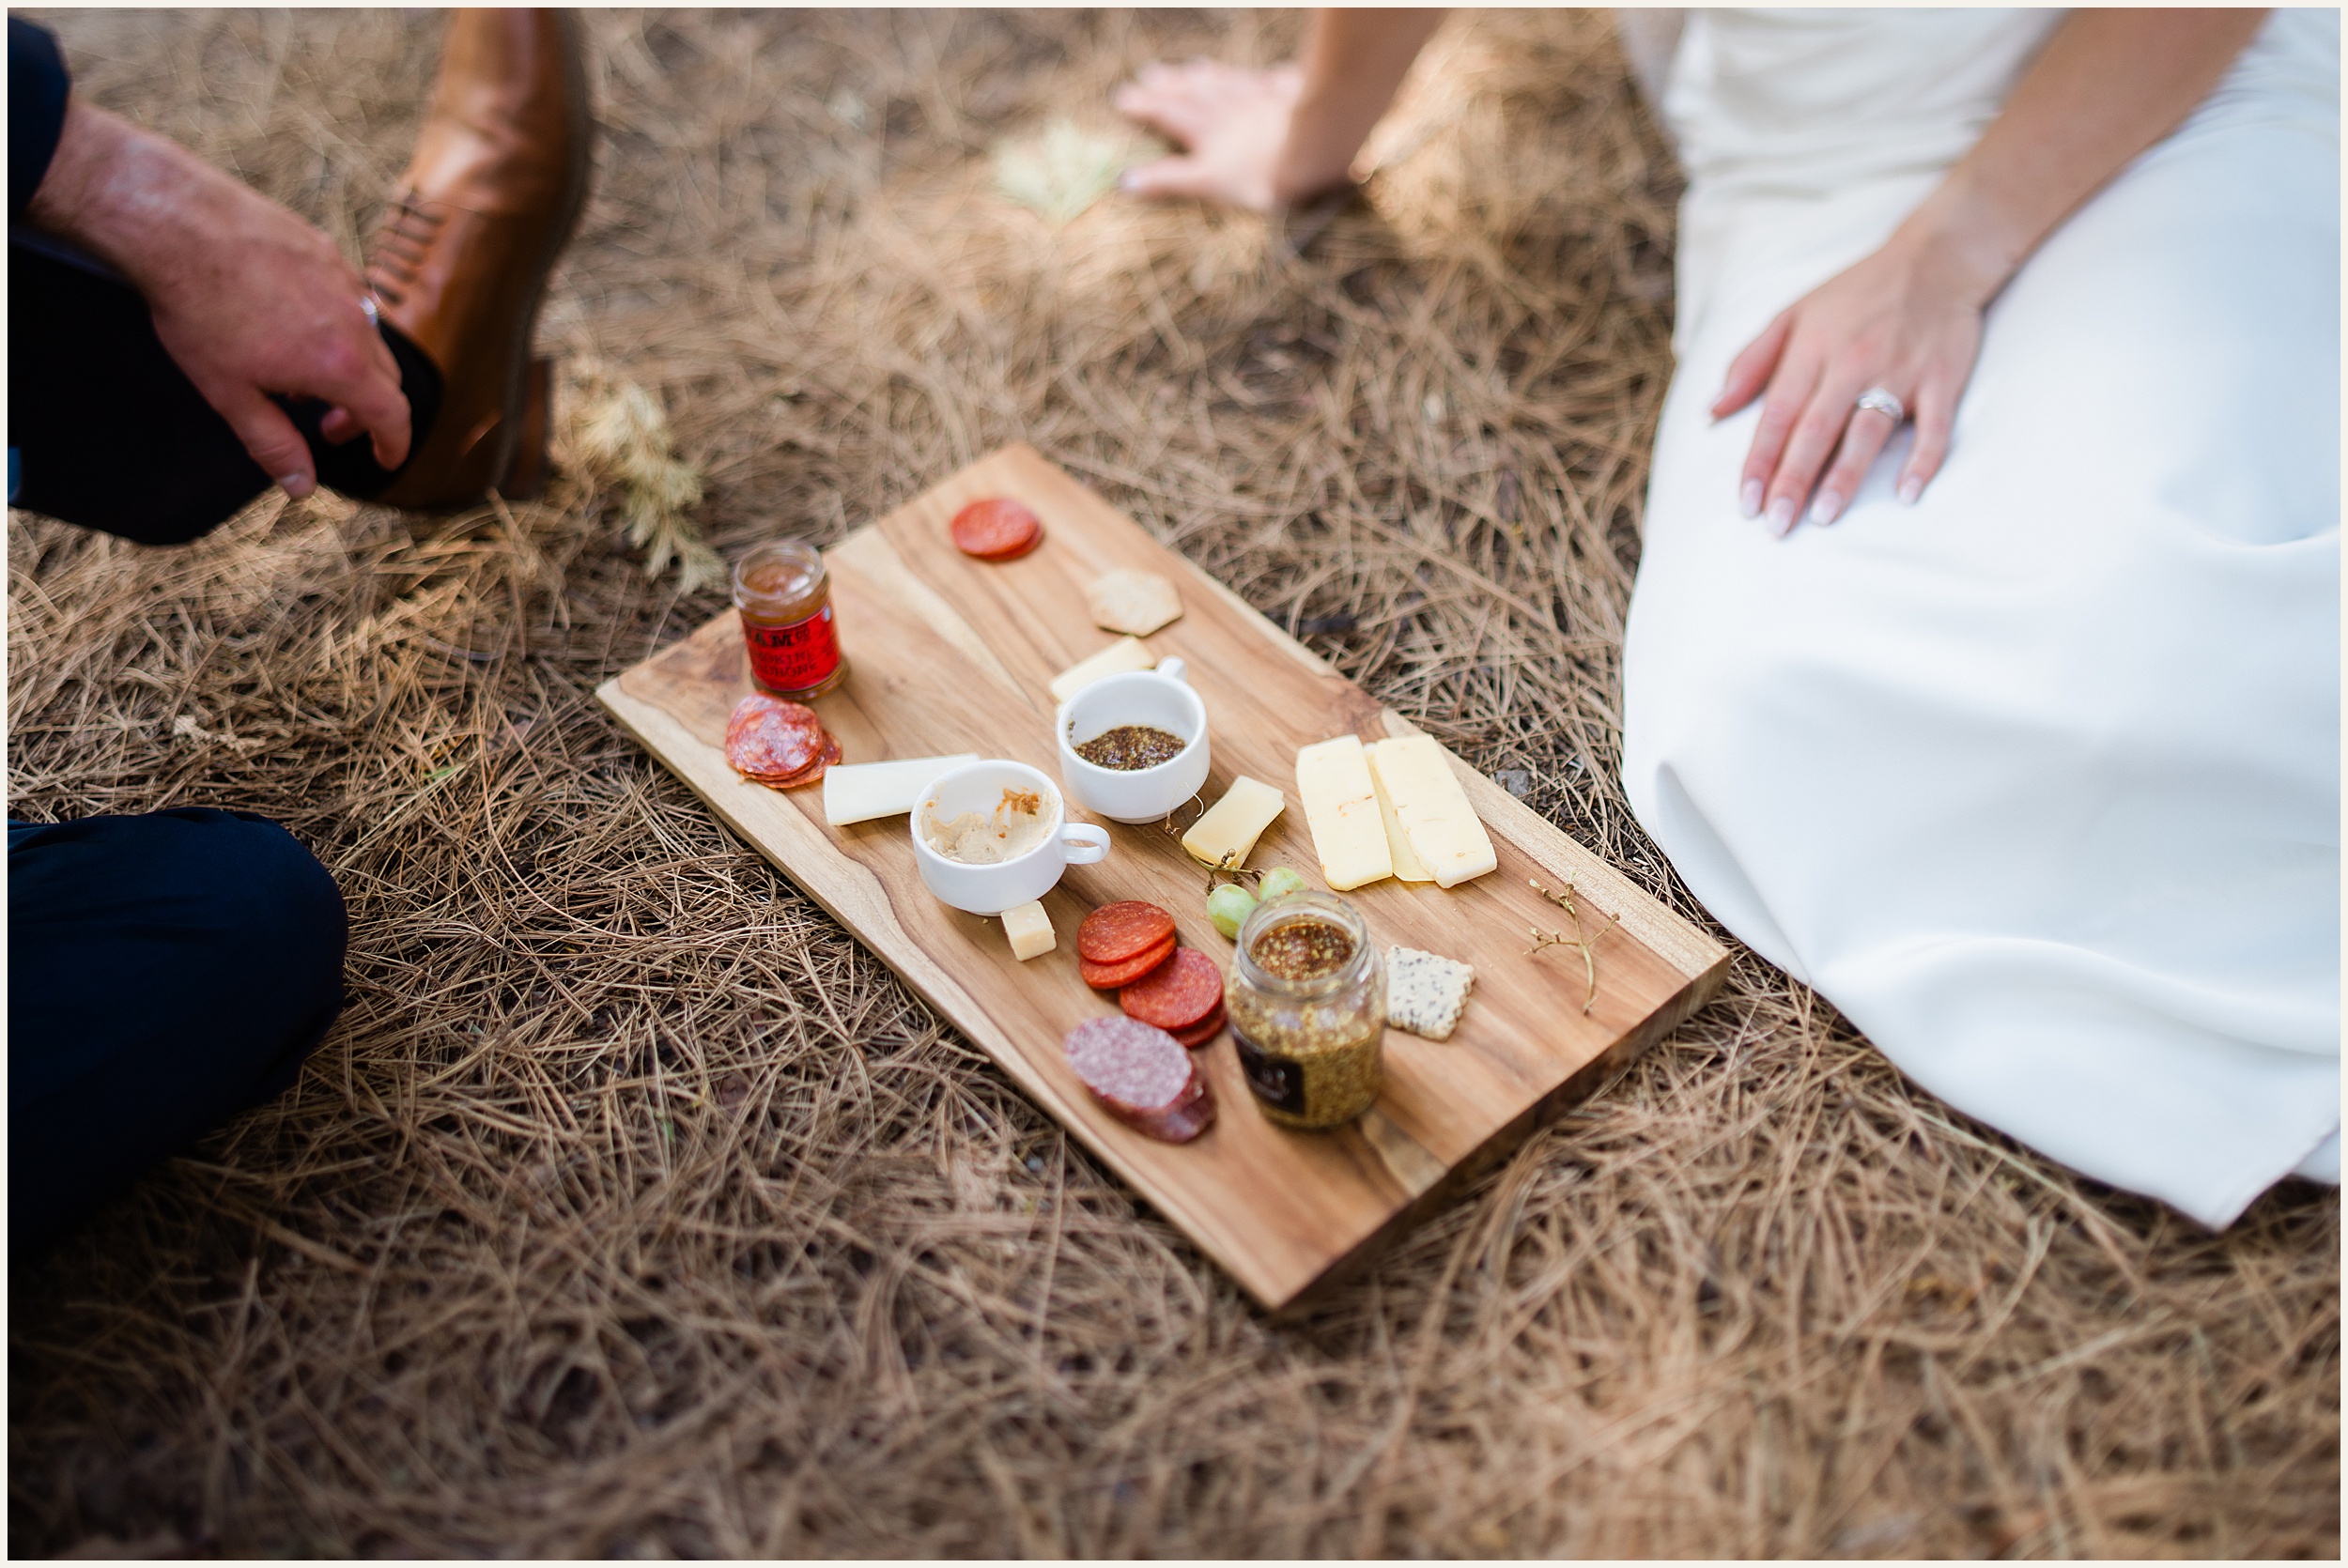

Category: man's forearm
[1894, 8, 2267, 304]
[1273, 8, 1446, 203]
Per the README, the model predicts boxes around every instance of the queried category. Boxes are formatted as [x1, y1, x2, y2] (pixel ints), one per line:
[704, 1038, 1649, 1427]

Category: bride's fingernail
[1810, 490, 1844, 527]
[1896, 476, 1923, 506]
[1765, 497, 1796, 535]
[1738, 479, 1763, 518]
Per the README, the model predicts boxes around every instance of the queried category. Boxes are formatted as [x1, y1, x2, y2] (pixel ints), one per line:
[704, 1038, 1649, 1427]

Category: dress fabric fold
[1622, 8, 2341, 1227]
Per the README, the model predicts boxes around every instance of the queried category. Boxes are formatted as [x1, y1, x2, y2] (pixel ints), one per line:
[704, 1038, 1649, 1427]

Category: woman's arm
[1116, 9, 1444, 210]
[1715, 8, 2271, 532]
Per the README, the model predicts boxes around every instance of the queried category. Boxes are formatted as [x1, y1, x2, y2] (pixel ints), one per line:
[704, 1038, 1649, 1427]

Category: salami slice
[1077, 900, 1176, 964]
[950, 497, 1043, 561]
[1120, 947, 1223, 1030]
[1064, 1016, 1213, 1144]
[1078, 932, 1176, 991]
[725, 694, 822, 780]
[1170, 1004, 1227, 1049]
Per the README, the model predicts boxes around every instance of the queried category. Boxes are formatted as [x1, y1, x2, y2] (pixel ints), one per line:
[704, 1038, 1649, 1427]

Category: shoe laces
[363, 193, 448, 308]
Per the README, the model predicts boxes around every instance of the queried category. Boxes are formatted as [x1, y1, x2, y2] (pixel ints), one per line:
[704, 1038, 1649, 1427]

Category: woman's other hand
[27, 99, 410, 499]
[1710, 235, 1990, 531]
[1115, 10, 1446, 212]
[1114, 60, 1314, 211]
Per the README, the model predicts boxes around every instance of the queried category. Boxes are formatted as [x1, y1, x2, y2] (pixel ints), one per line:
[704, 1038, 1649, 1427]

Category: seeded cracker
[1385, 946, 1476, 1040]
[1087, 567, 1183, 637]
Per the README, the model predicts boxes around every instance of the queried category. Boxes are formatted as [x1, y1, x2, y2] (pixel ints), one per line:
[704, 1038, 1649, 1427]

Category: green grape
[1257, 866, 1308, 902]
[1207, 883, 1259, 939]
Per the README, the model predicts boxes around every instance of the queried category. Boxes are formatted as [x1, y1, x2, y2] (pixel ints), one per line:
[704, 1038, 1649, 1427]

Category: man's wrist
[24, 100, 207, 289]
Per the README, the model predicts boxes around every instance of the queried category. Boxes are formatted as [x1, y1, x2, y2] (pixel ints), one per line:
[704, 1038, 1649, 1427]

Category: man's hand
[26, 99, 409, 499]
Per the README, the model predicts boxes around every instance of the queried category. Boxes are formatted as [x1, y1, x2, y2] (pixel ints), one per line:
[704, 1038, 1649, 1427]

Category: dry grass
[8, 8, 2337, 1558]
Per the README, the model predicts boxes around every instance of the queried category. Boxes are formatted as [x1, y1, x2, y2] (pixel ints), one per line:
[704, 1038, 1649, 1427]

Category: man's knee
[8, 809, 348, 1250]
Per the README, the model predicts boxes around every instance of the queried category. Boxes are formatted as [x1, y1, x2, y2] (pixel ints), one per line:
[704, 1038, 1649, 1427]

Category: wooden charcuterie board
[597, 444, 1728, 1310]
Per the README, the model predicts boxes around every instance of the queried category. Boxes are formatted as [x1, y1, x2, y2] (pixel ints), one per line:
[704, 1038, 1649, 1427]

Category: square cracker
[1087, 567, 1182, 637]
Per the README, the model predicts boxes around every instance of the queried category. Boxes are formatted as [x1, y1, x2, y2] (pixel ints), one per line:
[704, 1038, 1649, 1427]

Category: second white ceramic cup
[912, 759, 1110, 915]
[1056, 656, 1212, 823]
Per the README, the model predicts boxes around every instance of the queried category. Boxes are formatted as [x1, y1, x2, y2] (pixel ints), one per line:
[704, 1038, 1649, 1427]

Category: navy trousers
[7, 232, 441, 543]
[8, 810, 349, 1255]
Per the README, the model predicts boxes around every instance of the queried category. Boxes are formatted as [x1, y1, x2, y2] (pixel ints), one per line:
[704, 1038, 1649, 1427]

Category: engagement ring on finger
[1854, 387, 1905, 423]
[361, 295, 380, 330]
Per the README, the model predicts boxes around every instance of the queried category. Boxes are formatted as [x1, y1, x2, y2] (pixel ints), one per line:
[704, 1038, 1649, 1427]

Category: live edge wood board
[599, 444, 1728, 1312]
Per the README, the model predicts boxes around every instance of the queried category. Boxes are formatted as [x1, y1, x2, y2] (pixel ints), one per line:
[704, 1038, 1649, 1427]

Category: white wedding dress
[1621, 9, 2340, 1227]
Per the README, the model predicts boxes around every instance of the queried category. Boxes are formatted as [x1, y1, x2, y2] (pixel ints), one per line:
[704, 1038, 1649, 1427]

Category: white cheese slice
[1385, 945, 1475, 1039]
[1048, 637, 1154, 703]
[1371, 761, 1434, 882]
[1002, 899, 1056, 961]
[822, 754, 980, 827]
[1365, 735, 1497, 888]
[1295, 734, 1393, 891]
[1181, 775, 1286, 869]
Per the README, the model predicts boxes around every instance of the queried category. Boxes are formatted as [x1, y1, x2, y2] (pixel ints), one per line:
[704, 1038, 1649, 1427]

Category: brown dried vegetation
[9, 9, 2336, 1558]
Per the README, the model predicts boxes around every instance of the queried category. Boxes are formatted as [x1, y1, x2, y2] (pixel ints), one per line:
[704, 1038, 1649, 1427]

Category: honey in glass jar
[734, 540, 847, 699]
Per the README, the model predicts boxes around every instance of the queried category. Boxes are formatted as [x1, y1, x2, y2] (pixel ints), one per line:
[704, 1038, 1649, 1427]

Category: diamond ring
[1854, 386, 1905, 423]
[361, 295, 380, 330]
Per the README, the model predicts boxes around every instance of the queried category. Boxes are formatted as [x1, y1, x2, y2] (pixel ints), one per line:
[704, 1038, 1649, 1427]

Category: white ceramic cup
[1055, 655, 1212, 824]
[912, 760, 1110, 915]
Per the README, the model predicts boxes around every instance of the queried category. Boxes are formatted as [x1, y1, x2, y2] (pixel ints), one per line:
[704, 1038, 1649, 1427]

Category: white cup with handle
[912, 759, 1110, 915]
[1055, 656, 1212, 824]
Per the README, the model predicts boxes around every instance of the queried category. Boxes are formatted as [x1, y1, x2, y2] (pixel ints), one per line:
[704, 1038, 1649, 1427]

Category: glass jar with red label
[733, 540, 848, 699]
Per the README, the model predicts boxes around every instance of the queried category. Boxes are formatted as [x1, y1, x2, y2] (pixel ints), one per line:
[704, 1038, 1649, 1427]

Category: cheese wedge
[1365, 734, 1497, 888]
[1295, 735, 1393, 891]
[1002, 899, 1056, 961]
[1371, 761, 1434, 882]
[1182, 775, 1286, 869]
[823, 754, 980, 827]
[1048, 637, 1154, 703]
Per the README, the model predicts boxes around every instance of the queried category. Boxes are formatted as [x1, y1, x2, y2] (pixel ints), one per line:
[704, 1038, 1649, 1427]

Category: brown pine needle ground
[8, 9, 2337, 1558]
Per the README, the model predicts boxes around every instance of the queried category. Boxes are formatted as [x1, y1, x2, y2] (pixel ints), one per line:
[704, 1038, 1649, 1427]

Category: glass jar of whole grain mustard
[734, 539, 848, 699]
[1225, 890, 1384, 1130]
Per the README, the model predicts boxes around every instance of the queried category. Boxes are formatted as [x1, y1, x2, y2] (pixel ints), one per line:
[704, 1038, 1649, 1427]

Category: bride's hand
[1113, 60, 1318, 211]
[1709, 234, 1992, 532]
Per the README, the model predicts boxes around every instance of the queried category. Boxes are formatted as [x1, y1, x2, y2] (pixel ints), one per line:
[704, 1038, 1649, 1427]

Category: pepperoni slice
[725, 694, 822, 780]
[1079, 932, 1176, 991]
[1170, 1005, 1227, 1049]
[1077, 900, 1177, 963]
[1120, 947, 1223, 1030]
[746, 730, 841, 789]
[1064, 1016, 1213, 1143]
[950, 497, 1043, 561]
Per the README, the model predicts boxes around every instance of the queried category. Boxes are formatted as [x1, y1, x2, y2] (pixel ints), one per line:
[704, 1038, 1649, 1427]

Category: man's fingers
[213, 385, 318, 500]
[1898, 376, 1958, 504]
[305, 339, 412, 469]
[1810, 406, 1898, 526]
[1712, 312, 1790, 422]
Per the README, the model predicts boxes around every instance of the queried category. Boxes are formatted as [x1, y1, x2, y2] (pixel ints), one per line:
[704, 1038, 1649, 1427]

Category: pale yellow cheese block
[1372, 764, 1434, 882]
[1365, 734, 1498, 888]
[1295, 734, 1394, 891]
[1181, 775, 1286, 869]
[1002, 899, 1056, 961]
[1048, 637, 1153, 703]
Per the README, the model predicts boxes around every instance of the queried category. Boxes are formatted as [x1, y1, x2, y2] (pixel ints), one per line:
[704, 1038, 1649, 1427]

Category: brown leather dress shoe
[367, 9, 591, 509]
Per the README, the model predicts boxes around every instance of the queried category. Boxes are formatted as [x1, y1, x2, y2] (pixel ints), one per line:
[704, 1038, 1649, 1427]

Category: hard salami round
[1077, 900, 1176, 963]
[1120, 947, 1223, 1030]
[950, 497, 1043, 561]
[1078, 932, 1176, 991]
[1064, 1016, 1213, 1143]
[748, 730, 841, 789]
[725, 693, 822, 779]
